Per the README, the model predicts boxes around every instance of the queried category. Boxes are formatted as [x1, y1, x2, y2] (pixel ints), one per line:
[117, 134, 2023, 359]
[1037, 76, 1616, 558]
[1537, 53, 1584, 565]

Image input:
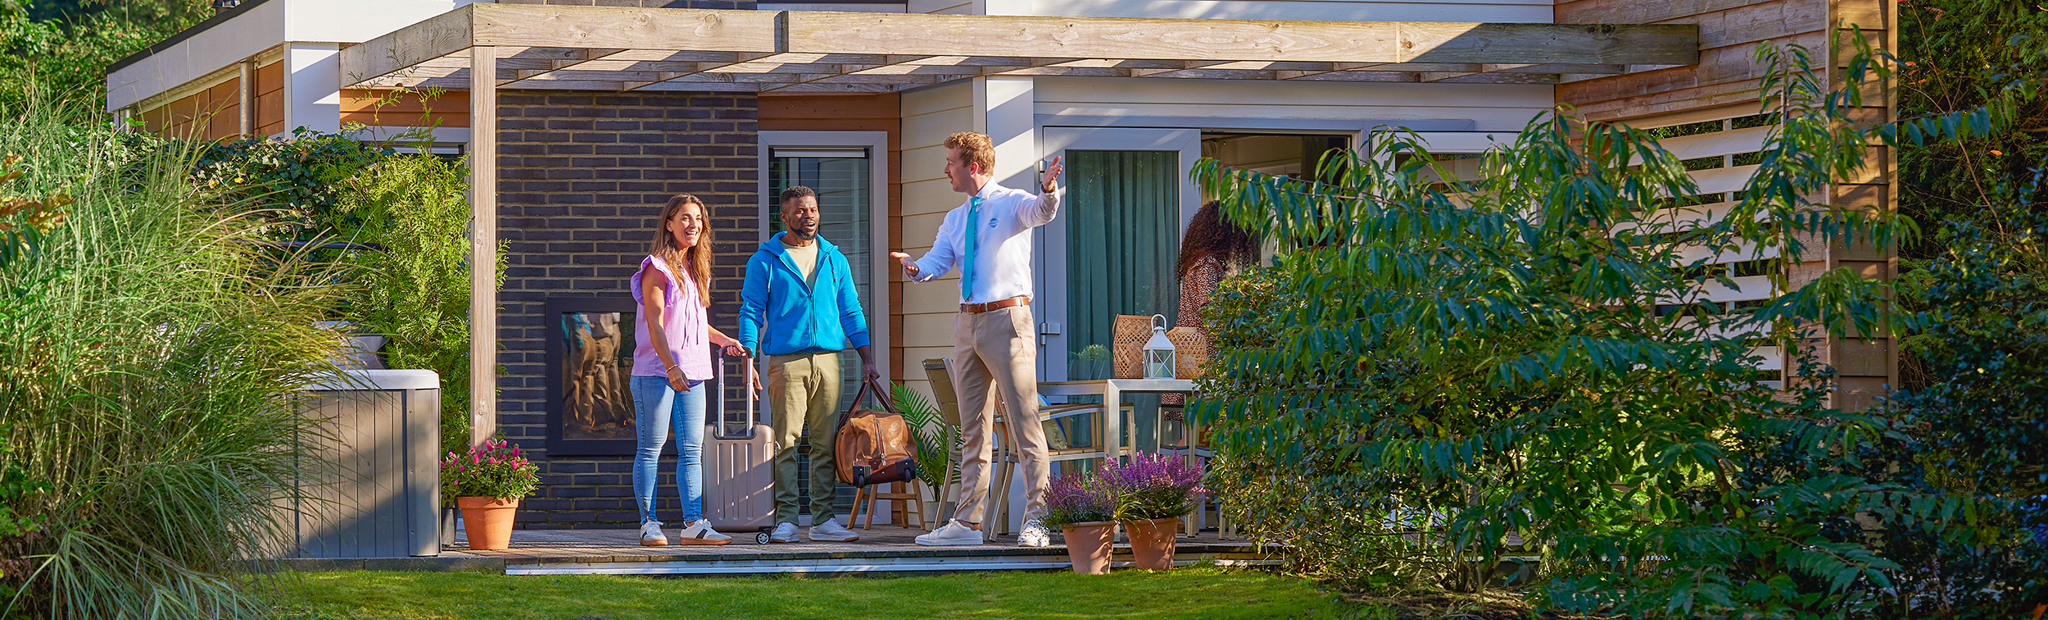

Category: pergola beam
[340, 4, 1701, 89]
[783, 13, 1696, 65]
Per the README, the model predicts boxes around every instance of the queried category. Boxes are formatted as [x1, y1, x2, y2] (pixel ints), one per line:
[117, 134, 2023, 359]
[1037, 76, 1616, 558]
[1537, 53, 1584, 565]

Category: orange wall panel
[339, 89, 471, 128]
[254, 62, 283, 132]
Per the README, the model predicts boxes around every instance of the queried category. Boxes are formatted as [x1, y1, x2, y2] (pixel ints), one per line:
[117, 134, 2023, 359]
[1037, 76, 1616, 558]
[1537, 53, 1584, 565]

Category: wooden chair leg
[863, 486, 882, 529]
[909, 480, 926, 529]
[850, 486, 868, 530]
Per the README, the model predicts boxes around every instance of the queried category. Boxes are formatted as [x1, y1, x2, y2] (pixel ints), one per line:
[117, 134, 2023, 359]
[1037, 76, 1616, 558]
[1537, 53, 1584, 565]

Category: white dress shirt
[911, 181, 1061, 304]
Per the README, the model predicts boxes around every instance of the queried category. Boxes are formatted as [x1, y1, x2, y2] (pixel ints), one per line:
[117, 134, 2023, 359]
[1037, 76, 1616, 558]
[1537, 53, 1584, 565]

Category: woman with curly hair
[1163, 201, 1261, 412]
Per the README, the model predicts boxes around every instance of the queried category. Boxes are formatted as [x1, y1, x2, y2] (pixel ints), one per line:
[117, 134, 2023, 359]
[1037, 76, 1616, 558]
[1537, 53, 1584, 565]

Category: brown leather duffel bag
[834, 377, 918, 488]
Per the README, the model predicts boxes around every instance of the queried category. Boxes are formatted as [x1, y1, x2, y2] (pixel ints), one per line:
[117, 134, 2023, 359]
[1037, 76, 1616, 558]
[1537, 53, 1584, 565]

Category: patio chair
[921, 358, 1130, 537]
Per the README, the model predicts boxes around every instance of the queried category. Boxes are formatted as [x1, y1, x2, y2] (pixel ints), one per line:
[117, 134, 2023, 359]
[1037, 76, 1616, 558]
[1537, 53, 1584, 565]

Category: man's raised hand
[890, 251, 920, 278]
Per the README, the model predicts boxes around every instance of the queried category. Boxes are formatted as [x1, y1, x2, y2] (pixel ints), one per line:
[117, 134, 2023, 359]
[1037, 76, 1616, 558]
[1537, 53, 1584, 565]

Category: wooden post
[469, 45, 498, 447]
[237, 60, 253, 138]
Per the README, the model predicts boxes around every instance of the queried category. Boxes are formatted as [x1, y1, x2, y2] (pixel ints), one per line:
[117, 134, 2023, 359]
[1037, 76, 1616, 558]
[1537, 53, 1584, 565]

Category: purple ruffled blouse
[629, 255, 712, 380]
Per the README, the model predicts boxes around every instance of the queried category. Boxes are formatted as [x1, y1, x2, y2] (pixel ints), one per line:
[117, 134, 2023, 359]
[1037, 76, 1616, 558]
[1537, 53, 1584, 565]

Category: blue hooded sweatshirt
[736, 232, 873, 357]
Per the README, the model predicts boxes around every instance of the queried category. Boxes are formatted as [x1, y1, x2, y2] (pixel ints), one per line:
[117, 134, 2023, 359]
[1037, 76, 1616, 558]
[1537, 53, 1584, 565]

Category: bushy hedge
[1192, 42, 2042, 618]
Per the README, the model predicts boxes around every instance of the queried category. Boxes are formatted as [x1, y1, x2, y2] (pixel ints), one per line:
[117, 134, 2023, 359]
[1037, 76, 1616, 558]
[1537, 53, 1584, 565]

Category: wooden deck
[444, 525, 1276, 575]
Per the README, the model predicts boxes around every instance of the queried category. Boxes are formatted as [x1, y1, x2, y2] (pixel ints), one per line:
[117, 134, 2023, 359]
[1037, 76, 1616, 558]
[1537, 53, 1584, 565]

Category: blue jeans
[630, 375, 707, 524]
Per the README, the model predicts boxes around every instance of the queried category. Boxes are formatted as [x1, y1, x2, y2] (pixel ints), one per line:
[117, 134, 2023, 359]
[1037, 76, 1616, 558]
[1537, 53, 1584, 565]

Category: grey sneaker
[914, 519, 985, 546]
[1018, 517, 1051, 548]
[638, 520, 668, 547]
[768, 521, 799, 544]
[808, 517, 859, 542]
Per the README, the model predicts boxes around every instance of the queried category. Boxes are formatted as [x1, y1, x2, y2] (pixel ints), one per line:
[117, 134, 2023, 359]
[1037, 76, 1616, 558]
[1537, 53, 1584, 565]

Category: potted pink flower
[442, 439, 539, 551]
[1101, 452, 1208, 570]
[1040, 473, 1117, 574]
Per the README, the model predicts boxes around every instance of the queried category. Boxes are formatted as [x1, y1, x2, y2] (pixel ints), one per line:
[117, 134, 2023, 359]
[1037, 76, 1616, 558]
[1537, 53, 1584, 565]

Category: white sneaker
[673, 519, 732, 546]
[1017, 517, 1051, 548]
[638, 520, 668, 547]
[768, 522, 799, 544]
[914, 519, 985, 546]
[807, 517, 859, 542]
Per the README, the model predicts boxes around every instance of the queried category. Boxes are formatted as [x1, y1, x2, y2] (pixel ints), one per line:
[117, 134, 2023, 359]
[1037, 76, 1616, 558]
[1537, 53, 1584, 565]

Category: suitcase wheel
[755, 531, 771, 545]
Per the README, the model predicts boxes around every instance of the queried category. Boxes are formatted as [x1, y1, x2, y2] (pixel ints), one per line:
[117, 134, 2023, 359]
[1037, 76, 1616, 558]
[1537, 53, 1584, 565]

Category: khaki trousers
[768, 351, 842, 525]
[952, 305, 1050, 526]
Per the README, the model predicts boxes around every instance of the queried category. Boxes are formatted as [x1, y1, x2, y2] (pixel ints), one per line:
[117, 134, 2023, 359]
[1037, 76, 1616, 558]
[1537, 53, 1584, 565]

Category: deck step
[506, 553, 1278, 575]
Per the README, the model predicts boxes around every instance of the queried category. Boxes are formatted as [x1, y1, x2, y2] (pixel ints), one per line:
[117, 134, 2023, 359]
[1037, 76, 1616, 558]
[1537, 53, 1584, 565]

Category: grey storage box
[295, 369, 442, 558]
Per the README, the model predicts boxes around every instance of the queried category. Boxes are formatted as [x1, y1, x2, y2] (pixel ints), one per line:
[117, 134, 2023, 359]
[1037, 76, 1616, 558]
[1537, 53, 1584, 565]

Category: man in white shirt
[890, 131, 1064, 547]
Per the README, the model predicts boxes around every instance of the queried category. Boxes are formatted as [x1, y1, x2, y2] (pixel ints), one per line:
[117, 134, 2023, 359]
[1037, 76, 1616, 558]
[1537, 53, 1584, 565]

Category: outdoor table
[1040, 378, 1208, 535]
[1038, 378, 1199, 464]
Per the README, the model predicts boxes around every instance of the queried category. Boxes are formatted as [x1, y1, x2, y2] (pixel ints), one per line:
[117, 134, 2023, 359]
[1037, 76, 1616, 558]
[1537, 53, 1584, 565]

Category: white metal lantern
[1141, 314, 1176, 379]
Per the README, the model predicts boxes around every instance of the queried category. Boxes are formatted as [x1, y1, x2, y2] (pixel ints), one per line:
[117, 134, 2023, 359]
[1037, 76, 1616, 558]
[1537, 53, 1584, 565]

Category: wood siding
[139, 76, 240, 141]
[255, 61, 284, 136]
[1559, 0, 1898, 409]
[340, 89, 473, 129]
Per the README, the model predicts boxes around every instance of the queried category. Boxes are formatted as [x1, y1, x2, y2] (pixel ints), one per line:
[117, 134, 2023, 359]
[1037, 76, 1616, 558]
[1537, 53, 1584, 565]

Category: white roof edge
[106, 0, 287, 111]
[107, 0, 456, 112]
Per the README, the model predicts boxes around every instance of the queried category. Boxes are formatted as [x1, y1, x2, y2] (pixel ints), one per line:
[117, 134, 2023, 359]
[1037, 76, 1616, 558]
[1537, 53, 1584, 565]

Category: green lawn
[276, 566, 1390, 620]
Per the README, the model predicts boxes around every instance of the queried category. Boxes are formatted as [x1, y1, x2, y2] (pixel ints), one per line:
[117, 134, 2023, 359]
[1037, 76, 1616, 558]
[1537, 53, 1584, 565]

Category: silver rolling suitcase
[700, 350, 776, 542]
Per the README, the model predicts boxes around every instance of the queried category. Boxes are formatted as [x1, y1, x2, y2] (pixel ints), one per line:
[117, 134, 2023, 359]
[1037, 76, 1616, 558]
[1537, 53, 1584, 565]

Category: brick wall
[495, 90, 760, 528]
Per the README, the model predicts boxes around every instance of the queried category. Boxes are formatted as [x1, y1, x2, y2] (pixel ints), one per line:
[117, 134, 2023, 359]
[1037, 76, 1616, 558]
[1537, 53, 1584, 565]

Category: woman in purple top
[632, 194, 749, 546]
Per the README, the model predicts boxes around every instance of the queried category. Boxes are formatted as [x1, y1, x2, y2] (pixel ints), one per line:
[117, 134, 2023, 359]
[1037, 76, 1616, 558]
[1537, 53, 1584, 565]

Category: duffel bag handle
[835, 376, 900, 429]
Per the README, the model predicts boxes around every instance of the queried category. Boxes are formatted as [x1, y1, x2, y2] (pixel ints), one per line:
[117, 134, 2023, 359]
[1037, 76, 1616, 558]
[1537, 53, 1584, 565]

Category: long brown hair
[650, 194, 712, 307]
[1177, 200, 1260, 279]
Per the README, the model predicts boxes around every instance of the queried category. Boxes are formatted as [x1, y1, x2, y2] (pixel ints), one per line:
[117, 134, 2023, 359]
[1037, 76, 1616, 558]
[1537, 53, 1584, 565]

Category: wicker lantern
[1141, 314, 1176, 379]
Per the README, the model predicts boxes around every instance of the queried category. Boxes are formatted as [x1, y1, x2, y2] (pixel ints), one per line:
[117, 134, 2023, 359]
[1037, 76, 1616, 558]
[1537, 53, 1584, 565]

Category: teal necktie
[961, 196, 981, 302]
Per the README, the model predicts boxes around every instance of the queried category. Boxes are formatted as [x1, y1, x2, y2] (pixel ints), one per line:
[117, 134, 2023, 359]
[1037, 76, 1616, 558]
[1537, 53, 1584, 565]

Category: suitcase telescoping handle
[710, 345, 759, 441]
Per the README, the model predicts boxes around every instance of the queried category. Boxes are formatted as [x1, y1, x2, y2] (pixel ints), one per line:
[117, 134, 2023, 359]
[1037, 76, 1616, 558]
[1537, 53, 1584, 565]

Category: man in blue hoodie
[738, 185, 879, 544]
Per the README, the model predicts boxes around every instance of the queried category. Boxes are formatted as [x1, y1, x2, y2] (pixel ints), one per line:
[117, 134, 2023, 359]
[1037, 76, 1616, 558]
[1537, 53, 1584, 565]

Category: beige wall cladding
[1562, 0, 1898, 408]
[892, 81, 973, 401]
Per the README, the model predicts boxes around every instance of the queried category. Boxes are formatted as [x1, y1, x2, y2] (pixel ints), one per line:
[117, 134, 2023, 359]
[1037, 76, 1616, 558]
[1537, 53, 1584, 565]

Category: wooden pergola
[335, 3, 1699, 443]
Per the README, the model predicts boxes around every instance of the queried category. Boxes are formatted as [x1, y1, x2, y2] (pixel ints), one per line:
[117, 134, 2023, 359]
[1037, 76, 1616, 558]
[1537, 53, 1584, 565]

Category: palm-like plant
[890, 382, 957, 492]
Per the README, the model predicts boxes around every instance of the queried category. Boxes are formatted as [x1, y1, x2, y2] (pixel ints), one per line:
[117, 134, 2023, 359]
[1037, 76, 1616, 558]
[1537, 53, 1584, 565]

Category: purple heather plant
[1040, 472, 1116, 530]
[1100, 452, 1209, 521]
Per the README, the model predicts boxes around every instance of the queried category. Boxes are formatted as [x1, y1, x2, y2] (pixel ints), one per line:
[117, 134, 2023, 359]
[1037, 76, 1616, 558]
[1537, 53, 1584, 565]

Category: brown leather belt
[961, 296, 1030, 314]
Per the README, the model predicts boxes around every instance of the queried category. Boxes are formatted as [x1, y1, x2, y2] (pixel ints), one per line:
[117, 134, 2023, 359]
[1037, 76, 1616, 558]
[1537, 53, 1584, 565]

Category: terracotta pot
[1123, 517, 1179, 570]
[1060, 521, 1116, 575]
[456, 496, 519, 551]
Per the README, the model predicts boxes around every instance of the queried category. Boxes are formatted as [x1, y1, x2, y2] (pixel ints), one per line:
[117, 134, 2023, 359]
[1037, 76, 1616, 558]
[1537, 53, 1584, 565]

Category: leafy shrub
[337, 154, 493, 455]
[1873, 201, 2048, 617]
[190, 129, 391, 247]
[442, 440, 540, 503]
[0, 0, 214, 120]
[1188, 42, 2009, 617]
